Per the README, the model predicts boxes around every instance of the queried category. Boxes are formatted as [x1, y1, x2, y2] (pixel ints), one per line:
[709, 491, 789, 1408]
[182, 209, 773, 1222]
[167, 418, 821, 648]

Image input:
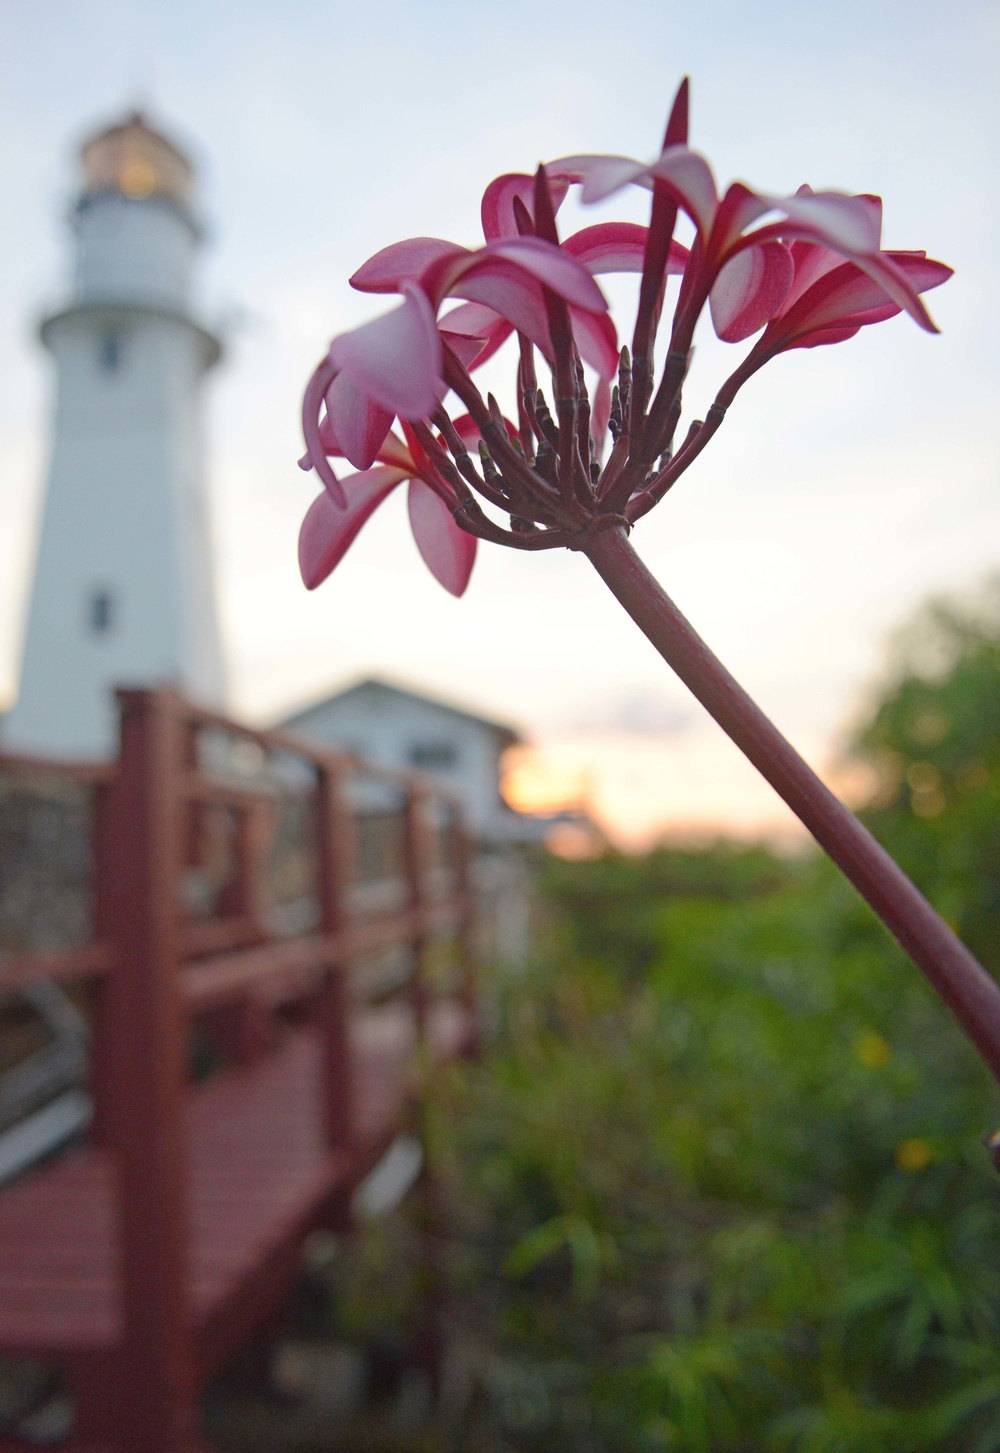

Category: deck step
[0, 1003, 471, 1367]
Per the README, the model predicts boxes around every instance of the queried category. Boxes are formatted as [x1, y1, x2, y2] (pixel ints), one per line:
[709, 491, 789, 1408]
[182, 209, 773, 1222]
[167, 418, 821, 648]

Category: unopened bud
[478, 440, 499, 480]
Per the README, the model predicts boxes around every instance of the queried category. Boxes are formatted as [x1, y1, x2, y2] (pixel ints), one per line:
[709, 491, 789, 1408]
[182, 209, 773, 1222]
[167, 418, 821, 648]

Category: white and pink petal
[756, 189, 883, 256]
[487, 237, 609, 313]
[328, 282, 444, 418]
[324, 370, 395, 471]
[645, 146, 719, 236]
[438, 264, 554, 361]
[300, 356, 346, 507]
[780, 253, 952, 340]
[708, 183, 771, 257]
[298, 466, 409, 590]
[709, 240, 794, 343]
[480, 172, 571, 242]
[561, 222, 688, 276]
[439, 330, 490, 369]
[780, 240, 846, 314]
[407, 479, 477, 597]
[547, 153, 653, 204]
[438, 301, 514, 370]
[350, 237, 463, 294]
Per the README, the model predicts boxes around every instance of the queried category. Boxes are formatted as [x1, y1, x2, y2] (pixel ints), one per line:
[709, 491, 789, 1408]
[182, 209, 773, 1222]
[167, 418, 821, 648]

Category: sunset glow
[503, 730, 879, 850]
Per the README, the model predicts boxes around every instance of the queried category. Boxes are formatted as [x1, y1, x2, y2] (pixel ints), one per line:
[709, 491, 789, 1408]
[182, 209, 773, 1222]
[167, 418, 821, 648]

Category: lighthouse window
[97, 330, 123, 373]
[88, 588, 116, 635]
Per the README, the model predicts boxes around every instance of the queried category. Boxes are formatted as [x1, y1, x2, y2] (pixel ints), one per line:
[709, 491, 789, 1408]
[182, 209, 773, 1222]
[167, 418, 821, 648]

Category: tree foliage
[853, 581, 1000, 976]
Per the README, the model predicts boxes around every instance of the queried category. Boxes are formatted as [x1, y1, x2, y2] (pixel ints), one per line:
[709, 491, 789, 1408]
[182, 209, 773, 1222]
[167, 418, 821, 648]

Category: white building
[281, 676, 541, 844]
[281, 678, 546, 964]
[4, 112, 225, 757]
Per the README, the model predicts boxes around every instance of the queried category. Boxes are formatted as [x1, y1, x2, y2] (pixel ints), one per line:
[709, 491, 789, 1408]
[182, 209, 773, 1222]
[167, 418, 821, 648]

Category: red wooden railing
[0, 687, 480, 1453]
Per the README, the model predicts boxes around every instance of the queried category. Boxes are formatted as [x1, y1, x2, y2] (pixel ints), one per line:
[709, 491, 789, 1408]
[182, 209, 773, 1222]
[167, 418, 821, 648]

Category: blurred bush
[855, 580, 1000, 978]
[357, 583, 1000, 1450]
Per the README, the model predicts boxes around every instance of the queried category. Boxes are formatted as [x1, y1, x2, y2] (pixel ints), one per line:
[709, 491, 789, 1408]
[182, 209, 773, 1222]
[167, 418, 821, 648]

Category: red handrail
[0, 685, 480, 1453]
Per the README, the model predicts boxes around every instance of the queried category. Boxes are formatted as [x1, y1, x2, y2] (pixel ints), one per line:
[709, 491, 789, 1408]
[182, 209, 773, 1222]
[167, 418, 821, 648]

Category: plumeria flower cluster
[299, 78, 951, 598]
[297, 85, 1000, 1096]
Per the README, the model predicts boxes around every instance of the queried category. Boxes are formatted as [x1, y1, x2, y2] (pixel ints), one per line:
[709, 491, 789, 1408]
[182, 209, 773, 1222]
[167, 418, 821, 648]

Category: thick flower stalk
[297, 83, 1000, 1096]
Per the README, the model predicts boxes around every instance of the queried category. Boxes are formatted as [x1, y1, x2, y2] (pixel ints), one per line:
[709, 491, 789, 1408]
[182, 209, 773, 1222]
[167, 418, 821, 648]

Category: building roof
[279, 676, 523, 751]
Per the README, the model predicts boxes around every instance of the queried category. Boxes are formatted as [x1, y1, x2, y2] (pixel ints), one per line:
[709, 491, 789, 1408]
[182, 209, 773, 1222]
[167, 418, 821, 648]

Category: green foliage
[854, 581, 1000, 975]
[420, 585, 1000, 1450]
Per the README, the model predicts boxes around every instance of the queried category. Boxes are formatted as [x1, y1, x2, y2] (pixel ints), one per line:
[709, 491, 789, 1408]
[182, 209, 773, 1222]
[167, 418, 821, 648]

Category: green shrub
[423, 586, 1000, 1450]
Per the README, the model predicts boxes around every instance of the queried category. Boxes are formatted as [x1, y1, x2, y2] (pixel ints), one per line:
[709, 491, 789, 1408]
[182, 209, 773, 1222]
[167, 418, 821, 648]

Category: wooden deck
[0, 689, 480, 1453]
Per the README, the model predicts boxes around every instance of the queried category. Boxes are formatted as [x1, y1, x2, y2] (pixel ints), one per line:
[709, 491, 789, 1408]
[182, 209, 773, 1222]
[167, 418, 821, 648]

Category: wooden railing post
[403, 786, 431, 1043]
[316, 761, 355, 1151]
[89, 777, 117, 1152]
[217, 799, 273, 938]
[205, 798, 276, 1067]
[402, 787, 449, 1393]
[95, 687, 200, 1453]
[453, 816, 481, 1050]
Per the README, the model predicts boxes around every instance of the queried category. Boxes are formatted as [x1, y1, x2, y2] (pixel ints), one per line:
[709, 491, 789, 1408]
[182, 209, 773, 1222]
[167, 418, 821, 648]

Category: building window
[409, 741, 457, 770]
[88, 588, 116, 635]
[97, 330, 123, 373]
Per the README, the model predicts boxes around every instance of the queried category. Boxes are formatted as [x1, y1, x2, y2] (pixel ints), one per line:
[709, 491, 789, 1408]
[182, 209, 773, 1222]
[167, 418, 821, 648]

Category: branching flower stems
[298, 83, 1000, 1106]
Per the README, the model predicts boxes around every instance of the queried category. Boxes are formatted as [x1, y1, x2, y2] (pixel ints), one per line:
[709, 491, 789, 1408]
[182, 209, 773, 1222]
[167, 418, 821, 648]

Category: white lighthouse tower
[5, 112, 226, 757]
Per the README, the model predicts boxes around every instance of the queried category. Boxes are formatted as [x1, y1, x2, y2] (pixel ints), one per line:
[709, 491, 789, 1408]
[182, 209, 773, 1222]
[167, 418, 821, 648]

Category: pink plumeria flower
[548, 112, 942, 347]
[625, 194, 952, 522]
[477, 177, 690, 416]
[343, 175, 690, 410]
[350, 231, 620, 383]
[298, 208, 627, 582]
[299, 415, 493, 597]
[736, 195, 953, 363]
[301, 234, 612, 479]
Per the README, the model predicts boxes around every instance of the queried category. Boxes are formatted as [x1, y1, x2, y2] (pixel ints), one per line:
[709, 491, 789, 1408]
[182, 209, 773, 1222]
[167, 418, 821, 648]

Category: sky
[0, 0, 997, 845]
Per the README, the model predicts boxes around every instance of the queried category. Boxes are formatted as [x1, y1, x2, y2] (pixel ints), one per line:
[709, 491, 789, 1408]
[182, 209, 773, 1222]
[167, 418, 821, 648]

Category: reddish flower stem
[585, 525, 1000, 1086]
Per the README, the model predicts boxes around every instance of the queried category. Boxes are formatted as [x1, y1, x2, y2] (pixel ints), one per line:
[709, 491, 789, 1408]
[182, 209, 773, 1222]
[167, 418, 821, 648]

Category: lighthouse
[5, 112, 226, 757]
